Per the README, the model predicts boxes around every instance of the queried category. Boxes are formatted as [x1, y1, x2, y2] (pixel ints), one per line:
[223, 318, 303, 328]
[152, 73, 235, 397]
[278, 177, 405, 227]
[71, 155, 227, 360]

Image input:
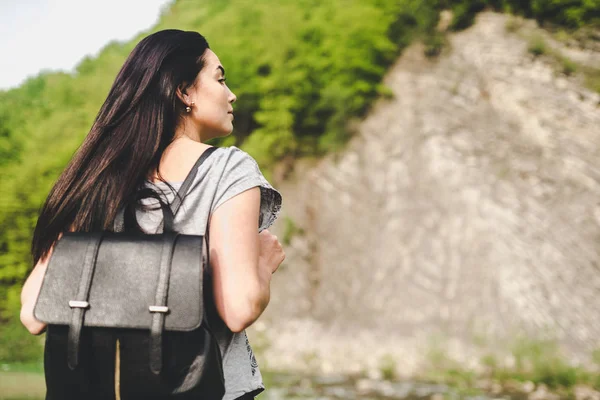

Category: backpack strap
[67, 232, 103, 370]
[163, 146, 218, 232]
[149, 232, 180, 375]
[151, 146, 218, 372]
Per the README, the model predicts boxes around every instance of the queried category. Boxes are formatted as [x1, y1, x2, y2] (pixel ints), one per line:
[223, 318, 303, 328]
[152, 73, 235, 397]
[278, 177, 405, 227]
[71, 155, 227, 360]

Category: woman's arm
[20, 252, 51, 335]
[209, 187, 284, 333]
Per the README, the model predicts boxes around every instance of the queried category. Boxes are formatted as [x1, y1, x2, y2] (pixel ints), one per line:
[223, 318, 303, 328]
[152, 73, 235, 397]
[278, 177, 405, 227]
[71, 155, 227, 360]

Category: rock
[491, 382, 503, 395]
[263, 10, 600, 377]
[356, 378, 377, 394]
[522, 381, 536, 393]
[574, 385, 600, 400]
[366, 368, 383, 381]
[314, 374, 349, 386]
[528, 384, 560, 400]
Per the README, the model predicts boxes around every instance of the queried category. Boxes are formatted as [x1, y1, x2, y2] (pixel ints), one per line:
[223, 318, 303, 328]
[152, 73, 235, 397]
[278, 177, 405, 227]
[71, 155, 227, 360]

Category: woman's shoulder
[215, 145, 253, 159]
[214, 146, 262, 173]
[209, 146, 281, 231]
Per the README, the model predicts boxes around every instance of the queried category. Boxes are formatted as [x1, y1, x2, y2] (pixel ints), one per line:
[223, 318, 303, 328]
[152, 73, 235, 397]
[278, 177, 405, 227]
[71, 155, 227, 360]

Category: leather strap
[67, 232, 103, 370]
[149, 233, 179, 374]
[124, 146, 218, 233]
[160, 201, 175, 234]
[147, 148, 217, 372]
[163, 146, 218, 232]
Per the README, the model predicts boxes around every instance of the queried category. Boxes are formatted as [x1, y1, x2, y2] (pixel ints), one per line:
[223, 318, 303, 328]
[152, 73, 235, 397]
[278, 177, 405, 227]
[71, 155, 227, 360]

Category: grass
[423, 346, 479, 394]
[282, 216, 304, 246]
[0, 363, 43, 374]
[583, 66, 600, 94]
[493, 338, 586, 389]
[554, 29, 572, 43]
[505, 16, 524, 33]
[378, 354, 397, 380]
[421, 336, 600, 398]
[0, 365, 45, 400]
[528, 34, 548, 56]
[559, 56, 578, 76]
[524, 30, 600, 94]
[424, 32, 448, 58]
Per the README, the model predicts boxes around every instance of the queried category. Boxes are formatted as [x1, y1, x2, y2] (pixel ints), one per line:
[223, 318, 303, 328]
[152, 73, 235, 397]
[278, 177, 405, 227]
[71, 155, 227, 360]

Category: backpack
[34, 147, 225, 399]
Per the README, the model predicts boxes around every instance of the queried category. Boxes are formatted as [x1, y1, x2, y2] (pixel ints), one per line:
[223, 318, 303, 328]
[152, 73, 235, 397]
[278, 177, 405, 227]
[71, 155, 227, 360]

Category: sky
[0, 0, 173, 90]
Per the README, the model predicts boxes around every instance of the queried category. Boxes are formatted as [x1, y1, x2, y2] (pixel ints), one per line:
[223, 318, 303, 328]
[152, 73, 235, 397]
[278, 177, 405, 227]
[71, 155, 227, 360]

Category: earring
[185, 101, 195, 113]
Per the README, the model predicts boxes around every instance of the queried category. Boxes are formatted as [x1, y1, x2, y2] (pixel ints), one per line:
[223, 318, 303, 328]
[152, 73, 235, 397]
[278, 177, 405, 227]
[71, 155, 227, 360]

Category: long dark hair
[31, 30, 210, 264]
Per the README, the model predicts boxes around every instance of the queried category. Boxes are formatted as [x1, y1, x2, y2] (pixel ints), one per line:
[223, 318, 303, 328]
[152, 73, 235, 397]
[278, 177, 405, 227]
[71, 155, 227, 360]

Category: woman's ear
[176, 83, 190, 107]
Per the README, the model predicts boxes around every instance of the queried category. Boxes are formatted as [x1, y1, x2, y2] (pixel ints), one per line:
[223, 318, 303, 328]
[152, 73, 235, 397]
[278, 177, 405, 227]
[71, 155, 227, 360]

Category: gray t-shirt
[114, 146, 282, 399]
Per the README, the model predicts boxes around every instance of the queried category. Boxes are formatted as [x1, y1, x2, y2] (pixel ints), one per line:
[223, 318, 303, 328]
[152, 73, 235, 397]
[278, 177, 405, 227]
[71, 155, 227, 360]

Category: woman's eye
[219, 78, 227, 84]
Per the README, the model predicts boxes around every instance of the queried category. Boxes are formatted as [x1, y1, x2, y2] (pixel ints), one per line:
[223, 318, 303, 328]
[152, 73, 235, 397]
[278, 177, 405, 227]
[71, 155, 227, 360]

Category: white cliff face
[252, 12, 600, 376]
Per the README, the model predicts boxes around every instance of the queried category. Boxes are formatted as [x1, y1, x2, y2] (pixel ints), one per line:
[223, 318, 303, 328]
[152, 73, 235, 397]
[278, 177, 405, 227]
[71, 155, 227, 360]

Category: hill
[262, 11, 600, 383]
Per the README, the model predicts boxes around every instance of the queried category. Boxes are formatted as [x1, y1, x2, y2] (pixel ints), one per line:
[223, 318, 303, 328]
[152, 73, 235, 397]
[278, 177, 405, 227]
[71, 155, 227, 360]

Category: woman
[20, 29, 285, 400]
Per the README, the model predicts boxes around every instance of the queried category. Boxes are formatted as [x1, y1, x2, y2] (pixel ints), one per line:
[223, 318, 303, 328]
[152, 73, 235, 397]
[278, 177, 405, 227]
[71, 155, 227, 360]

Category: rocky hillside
[253, 12, 600, 377]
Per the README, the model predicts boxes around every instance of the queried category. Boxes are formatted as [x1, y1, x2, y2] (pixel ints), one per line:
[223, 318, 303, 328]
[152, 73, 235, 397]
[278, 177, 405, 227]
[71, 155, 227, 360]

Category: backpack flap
[35, 232, 205, 331]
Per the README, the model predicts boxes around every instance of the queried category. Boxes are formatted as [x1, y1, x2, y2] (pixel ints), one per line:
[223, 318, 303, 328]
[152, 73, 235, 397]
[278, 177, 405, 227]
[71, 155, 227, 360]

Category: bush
[528, 34, 548, 56]
[560, 56, 578, 75]
[505, 16, 524, 32]
[496, 337, 587, 389]
[424, 32, 448, 57]
[444, 0, 600, 31]
[0, 287, 43, 364]
[583, 67, 600, 94]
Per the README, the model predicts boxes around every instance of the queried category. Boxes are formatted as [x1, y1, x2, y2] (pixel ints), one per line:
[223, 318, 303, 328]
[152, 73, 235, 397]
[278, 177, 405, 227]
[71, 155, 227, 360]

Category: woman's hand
[20, 249, 52, 335]
[257, 229, 285, 278]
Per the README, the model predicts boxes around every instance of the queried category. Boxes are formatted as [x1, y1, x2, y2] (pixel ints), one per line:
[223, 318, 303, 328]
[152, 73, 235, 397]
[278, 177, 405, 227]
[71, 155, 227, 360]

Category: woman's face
[184, 49, 237, 141]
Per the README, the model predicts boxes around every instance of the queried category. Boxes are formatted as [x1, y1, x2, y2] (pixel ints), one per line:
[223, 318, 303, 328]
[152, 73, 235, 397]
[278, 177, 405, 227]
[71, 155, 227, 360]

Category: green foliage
[424, 32, 449, 58]
[0, 287, 43, 363]
[423, 335, 600, 392]
[449, 0, 488, 30]
[487, 337, 598, 390]
[480, 353, 498, 369]
[282, 217, 304, 246]
[523, 31, 599, 92]
[528, 34, 548, 55]
[592, 348, 600, 366]
[560, 56, 578, 75]
[424, 336, 478, 391]
[443, 0, 600, 31]
[500, 349, 600, 391]
[583, 66, 600, 94]
[505, 15, 525, 32]
[531, 0, 600, 28]
[378, 354, 397, 380]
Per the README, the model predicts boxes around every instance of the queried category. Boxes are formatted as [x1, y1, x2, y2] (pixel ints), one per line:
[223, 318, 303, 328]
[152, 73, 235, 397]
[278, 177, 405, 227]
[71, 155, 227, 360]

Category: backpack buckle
[69, 301, 90, 309]
[149, 305, 169, 313]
